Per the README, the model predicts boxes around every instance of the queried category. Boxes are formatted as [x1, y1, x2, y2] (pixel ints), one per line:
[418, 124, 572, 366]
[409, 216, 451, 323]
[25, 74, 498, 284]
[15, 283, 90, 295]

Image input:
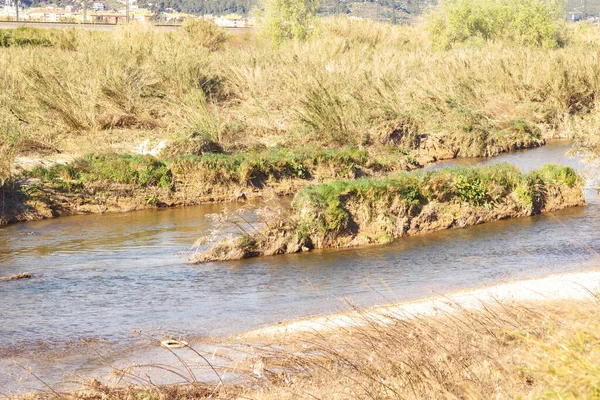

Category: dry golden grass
[2, 19, 600, 161]
[236, 297, 600, 399]
[15, 297, 600, 400]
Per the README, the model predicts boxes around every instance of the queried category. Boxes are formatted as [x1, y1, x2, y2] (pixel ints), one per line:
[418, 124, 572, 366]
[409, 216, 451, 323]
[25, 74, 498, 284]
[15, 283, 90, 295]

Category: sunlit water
[1, 140, 599, 392]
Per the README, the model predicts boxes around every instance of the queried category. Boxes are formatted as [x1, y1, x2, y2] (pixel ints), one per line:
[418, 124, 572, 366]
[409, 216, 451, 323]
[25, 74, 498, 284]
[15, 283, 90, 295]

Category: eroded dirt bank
[195, 163, 585, 262]
[0, 135, 545, 227]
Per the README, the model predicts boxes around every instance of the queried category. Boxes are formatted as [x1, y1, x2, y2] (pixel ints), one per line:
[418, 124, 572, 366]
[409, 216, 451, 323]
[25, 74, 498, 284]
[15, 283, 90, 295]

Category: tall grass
[22, 298, 600, 399]
[0, 114, 19, 188]
[244, 298, 600, 399]
[2, 18, 600, 160]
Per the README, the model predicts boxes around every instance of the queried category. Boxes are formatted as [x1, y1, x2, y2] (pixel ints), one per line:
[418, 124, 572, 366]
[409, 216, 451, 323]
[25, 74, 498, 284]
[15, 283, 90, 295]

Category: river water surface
[1, 140, 599, 392]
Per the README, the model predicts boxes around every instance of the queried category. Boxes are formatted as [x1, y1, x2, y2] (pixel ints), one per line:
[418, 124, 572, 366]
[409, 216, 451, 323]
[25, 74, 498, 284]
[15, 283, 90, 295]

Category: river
[1, 140, 598, 393]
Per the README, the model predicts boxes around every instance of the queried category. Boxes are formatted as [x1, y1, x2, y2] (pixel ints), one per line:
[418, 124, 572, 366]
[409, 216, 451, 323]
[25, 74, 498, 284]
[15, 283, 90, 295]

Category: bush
[0, 27, 78, 49]
[426, 0, 567, 49]
[259, 0, 321, 44]
[180, 19, 229, 51]
[0, 28, 52, 47]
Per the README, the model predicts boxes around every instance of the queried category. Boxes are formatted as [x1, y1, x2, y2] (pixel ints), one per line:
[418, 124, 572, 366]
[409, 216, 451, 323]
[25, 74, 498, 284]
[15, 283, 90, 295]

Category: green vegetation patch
[426, 0, 566, 49]
[29, 154, 174, 190]
[0, 27, 77, 49]
[169, 146, 379, 186]
[25, 146, 405, 196]
[295, 163, 525, 209]
[292, 163, 531, 236]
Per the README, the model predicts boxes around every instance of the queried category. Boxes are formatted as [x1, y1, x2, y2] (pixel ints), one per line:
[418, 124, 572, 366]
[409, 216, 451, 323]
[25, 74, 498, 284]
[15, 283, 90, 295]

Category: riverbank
[1, 137, 547, 227]
[0, 146, 416, 226]
[17, 269, 600, 399]
[241, 269, 600, 340]
[194, 163, 585, 262]
[228, 270, 600, 399]
[1, 142, 597, 395]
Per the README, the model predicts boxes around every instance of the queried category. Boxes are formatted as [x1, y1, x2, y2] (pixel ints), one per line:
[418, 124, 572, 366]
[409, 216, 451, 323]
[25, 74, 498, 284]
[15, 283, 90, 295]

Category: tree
[259, 0, 321, 44]
[426, 0, 567, 49]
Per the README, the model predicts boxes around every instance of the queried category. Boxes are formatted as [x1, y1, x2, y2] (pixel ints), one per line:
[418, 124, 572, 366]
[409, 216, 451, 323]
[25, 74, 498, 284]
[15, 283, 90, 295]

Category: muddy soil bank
[0, 178, 298, 226]
[0, 138, 545, 227]
[195, 164, 585, 262]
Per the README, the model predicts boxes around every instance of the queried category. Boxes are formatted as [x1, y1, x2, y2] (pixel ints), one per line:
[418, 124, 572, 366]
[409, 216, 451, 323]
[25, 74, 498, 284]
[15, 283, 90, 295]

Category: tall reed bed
[2, 18, 600, 159]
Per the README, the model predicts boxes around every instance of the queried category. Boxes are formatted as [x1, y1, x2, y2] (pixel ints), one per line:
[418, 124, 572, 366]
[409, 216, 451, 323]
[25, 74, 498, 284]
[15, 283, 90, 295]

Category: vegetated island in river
[193, 163, 584, 262]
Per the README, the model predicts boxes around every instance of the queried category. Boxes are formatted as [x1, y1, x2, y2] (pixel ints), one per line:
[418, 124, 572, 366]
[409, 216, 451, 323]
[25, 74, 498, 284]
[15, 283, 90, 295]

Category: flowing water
[1, 140, 599, 392]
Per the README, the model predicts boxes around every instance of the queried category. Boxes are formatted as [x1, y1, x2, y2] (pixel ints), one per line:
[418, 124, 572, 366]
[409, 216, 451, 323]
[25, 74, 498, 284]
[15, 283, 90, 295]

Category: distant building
[90, 8, 153, 23]
[214, 14, 251, 27]
[27, 8, 72, 22]
[161, 12, 195, 23]
[89, 12, 128, 24]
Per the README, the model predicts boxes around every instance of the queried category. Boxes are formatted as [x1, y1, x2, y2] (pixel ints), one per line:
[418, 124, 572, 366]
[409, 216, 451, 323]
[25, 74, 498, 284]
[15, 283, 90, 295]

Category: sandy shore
[240, 269, 600, 339]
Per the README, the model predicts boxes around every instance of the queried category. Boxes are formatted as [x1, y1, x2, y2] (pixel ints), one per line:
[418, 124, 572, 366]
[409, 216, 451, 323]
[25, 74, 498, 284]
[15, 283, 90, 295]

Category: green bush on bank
[292, 163, 582, 238]
[426, 0, 567, 49]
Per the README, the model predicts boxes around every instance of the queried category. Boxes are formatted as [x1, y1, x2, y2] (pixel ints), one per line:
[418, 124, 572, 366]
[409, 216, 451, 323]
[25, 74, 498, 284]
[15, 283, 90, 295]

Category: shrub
[0, 28, 52, 47]
[426, 0, 567, 49]
[259, 0, 321, 44]
[536, 164, 581, 187]
[454, 174, 487, 204]
[180, 19, 229, 51]
[0, 27, 78, 49]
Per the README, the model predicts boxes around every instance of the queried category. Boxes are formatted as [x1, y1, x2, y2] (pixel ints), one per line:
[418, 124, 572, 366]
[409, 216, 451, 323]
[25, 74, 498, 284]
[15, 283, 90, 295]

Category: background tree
[426, 0, 566, 49]
[259, 0, 321, 44]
